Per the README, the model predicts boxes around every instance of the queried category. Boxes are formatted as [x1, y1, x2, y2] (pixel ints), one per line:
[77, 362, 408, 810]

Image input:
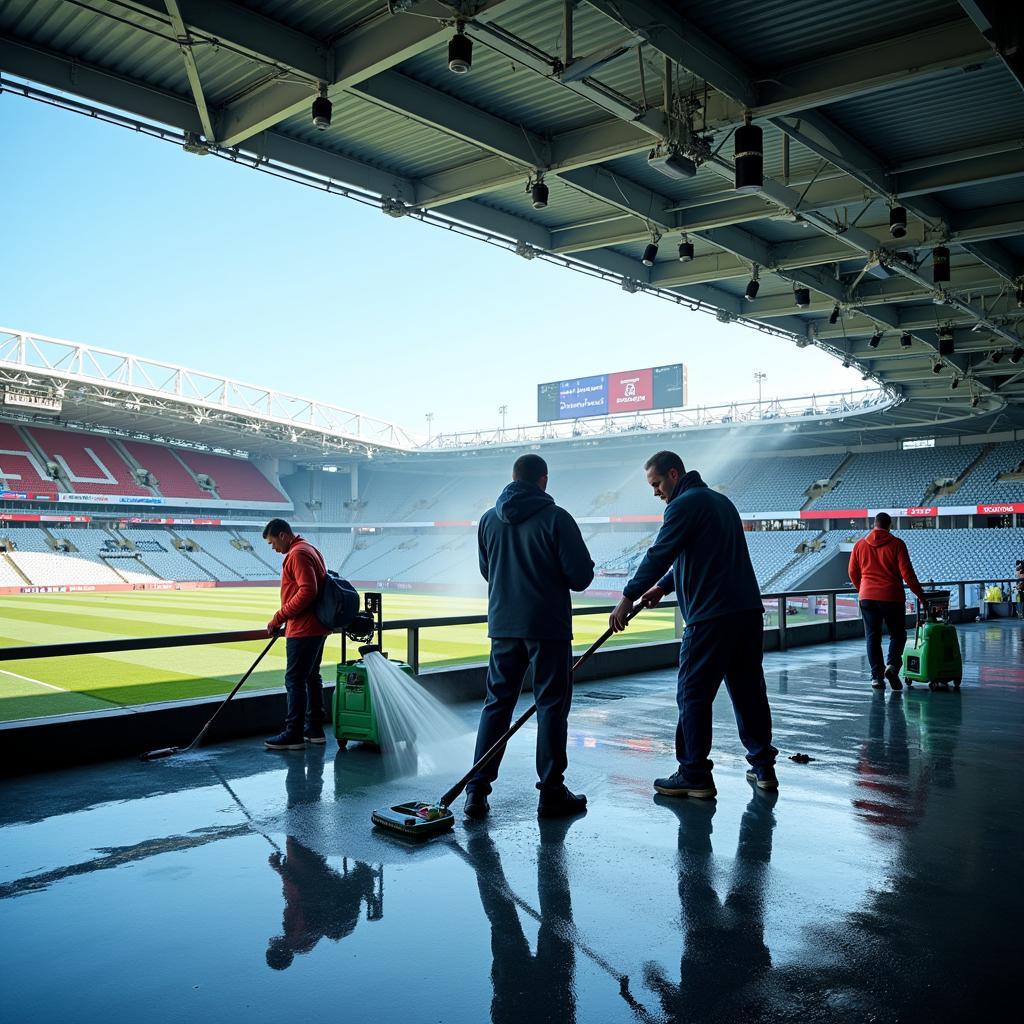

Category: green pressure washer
[332, 593, 415, 748]
[904, 590, 963, 690]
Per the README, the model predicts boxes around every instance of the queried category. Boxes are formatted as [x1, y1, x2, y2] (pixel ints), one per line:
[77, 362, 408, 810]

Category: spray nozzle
[359, 644, 382, 657]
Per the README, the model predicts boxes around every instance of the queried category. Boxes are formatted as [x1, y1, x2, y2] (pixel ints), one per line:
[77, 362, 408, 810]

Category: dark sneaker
[653, 770, 716, 799]
[884, 665, 903, 691]
[871, 677, 885, 689]
[464, 791, 490, 819]
[745, 764, 779, 790]
[538, 786, 588, 818]
[264, 731, 306, 750]
[304, 729, 326, 745]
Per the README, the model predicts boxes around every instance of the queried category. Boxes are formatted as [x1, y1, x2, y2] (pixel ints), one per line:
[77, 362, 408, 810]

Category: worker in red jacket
[263, 519, 331, 749]
[848, 512, 927, 690]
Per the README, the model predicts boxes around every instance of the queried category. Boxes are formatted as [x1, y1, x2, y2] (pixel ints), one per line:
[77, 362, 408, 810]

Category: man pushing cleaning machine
[610, 451, 778, 798]
[464, 453, 595, 819]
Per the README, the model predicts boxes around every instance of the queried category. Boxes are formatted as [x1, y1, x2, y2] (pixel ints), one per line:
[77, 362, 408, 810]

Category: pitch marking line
[0, 667, 125, 708]
[0, 667, 67, 692]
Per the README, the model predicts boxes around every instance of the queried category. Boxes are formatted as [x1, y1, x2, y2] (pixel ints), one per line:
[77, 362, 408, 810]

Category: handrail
[0, 578, 1013, 666]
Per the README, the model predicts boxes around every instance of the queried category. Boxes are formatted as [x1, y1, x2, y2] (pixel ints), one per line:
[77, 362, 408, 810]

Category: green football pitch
[0, 588, 679, 723]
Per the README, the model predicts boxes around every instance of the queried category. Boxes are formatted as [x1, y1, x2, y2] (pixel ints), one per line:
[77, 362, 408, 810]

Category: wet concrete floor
[2, 621, 1021, 1023]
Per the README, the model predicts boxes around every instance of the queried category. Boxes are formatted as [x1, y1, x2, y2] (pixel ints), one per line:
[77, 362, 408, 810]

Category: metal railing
[0, 578, 1015, 676]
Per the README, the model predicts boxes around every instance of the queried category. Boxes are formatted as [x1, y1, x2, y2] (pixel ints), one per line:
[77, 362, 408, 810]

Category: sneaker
[264, 731, 306, 750]
[653, 770, 716, 799]
[745, 764, 779, 790]
[870, 677, 885, 690]
[304, 729, 326, 745]
[464, 791, 490, 819]
[884, 664, 903, 691]
[537, 786, 588, 818]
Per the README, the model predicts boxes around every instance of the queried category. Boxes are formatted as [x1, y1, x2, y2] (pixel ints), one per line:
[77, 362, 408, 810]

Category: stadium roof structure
[2, 0, 1024, 443]
[0, 326, 417, 458]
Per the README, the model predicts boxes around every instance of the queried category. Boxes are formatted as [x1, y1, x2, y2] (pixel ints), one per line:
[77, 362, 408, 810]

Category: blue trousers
[859, 599, 907, 679]
[469, 638, 573, 794]
[283, 635, 327, 735]
[675, 611, 776, 777]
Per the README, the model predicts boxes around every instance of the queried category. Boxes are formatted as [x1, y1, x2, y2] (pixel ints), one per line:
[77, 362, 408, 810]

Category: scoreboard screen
[537, 364, 686, 422]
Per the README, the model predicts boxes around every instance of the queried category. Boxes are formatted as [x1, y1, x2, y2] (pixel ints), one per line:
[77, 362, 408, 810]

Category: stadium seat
[175, 452, 287, 503]
[120, 440, 208, 499]
[28, 428, 149, 496]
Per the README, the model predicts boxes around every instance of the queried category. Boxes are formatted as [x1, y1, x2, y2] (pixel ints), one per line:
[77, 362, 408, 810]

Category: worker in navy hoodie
[610, 451, 778, 798]
[465, 454, 595, 820]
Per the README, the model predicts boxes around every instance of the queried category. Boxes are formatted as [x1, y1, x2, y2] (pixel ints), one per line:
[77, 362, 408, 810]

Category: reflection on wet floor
[1, 622, 1021, 1023]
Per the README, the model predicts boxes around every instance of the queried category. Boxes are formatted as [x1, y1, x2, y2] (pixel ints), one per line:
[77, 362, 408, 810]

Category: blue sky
[1, 89, 861, 437]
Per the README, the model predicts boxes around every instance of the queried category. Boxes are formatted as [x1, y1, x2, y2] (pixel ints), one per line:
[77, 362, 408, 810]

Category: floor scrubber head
[371, 802, 455, 839]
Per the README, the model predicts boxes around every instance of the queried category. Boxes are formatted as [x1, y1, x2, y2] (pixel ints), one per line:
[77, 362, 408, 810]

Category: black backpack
[314, 570, 361, 630]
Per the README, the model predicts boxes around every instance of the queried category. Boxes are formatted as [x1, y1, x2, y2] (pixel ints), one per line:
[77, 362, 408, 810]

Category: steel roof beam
[0, 36, 203, 133]
[726, 21, 992, 122]
[586, 1, 1018, 346]
[896, 150, 1024, 196]
[354, 71, 549, 168]
[415, 119, 656, 208]
[959, 1, 1024, 93]
[114, 0, 329, 81]
[163, 0, 216, 143]
[584, 0, 758, 106]
[556, 166, 677, 229]
[586, 3, 991, 122]
[217, 0, 527, 147]
[770, 110, 1024, 287]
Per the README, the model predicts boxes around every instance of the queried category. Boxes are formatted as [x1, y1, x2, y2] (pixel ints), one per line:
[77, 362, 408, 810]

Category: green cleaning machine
[331, 592, 414, 747]
[904, 591, 963, 690]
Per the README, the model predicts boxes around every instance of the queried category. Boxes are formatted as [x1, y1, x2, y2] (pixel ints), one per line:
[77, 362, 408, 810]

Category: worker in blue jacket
[610, 450, 778, 798]
[466, 453, 595, 820]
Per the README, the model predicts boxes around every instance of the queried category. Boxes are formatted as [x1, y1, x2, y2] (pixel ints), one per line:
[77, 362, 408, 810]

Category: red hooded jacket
[270, 536, 330, 638]
[849, 529, 926, 604]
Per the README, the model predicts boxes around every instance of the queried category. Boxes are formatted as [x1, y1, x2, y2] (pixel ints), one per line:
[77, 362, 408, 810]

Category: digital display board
[537, 364, 686, 422]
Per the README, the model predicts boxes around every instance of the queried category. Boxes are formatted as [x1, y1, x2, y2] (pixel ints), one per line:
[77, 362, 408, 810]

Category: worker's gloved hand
[609, 596, 633, 633]
[266, 620, 282, 637]
[640, 585, 666, 609]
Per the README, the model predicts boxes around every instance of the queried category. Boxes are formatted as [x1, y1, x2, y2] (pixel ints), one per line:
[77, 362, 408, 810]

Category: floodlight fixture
[971, 394, 980, 408]
[932, 244, 950, 283]
[744, 264, 760, 301]
[448, 24, 472, 73]
[889, 205, 907, 239]
[869, 330, 882, 349]
[828, 304, 840, 325]
[642, 238, 659, 267]
[950, 376, 960, 390]
[793, 286, 811, 308]
[900, 331, 913, 348]
[990, 350, 1004, 364]
[938, 325, 955, 357]
[530, 176, 548, 210]
[311, 87, 332, 130]
[1010, 346, 1024, 364]
[734, 112, 763, 191]
[648, 146, 698, 180]
[931, 360, 943, 374]
[677, 236, 694, 262]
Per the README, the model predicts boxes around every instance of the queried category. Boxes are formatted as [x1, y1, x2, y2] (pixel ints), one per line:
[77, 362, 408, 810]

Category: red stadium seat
[0, 423, 63, 492]
[121, 440, 208, 499]
[177, 451, 286, 502]
[28, 427, 148, 496]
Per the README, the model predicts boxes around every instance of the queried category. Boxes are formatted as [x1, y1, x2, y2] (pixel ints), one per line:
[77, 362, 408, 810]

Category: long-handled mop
[141, 634, 280, 761]
[371, 603, 642, 838]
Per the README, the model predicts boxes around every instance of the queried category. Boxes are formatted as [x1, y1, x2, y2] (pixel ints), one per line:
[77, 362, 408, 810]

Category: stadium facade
[1, 327, 1021, 602]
